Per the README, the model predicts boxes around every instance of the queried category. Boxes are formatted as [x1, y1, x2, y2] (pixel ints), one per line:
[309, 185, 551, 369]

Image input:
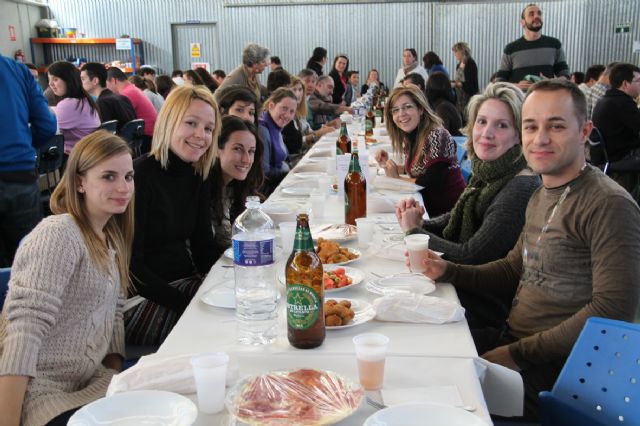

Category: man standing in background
[495, 3, 570, 90]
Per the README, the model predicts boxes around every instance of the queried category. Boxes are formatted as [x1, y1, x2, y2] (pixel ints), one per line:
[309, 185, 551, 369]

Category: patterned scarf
[442, 145, 526, 243]
[403, 60, 418, 75]
[259, 110, 287, 170]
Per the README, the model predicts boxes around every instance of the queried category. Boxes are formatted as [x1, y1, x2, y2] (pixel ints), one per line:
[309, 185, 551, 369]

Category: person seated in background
[308, 75, 352, 130]
[212, 69, 226, 86]
[155, 74, 177, 99]
[106, 67, 157, 150]
[361, 68, 385, 95]
[47, 61, 100, 156]
[328, 54, 350, 104]
[129, 75, 164, 113]
[217, 85, 258, 123]
[183, 69, 204, 86]
[171, 69, 184, 85]
[423, 51, 449, 79]
[375, 86, 465, 218]
[393, 48, 428, 88]
[211, 116, 264, 250]
[592, 63, 640, 201]
[266, 68, 291, 94]
[258, 87, 298, 195]
[586, 62, 618, 118]
[578, 64, 605, 95]
[24, 63, 39, 80]
[343, 70, 360, 106]
[81, 62, 136, 132]
[402, 72, 426, 94]
[425, 72, 463, 136]
[570, 71, 584, 86]
[396, 83, 540, 327]
[194, 67, 219, 93]
[0, 132, 133, 426]
[127, 86, 221, 346]
[413, 79, 640, 422]
[306, 47, 327, 77]
[270, 56, 282, 71]
[139, 65, 157, 82]
[298, 68, 318, 126]
[216, 43, 270, 105]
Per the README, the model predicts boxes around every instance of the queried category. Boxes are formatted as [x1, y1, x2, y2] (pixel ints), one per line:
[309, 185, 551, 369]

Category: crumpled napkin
[107, 353, 198, 396]
[373, 294, 465, 324]
[373, 176, 424, 192]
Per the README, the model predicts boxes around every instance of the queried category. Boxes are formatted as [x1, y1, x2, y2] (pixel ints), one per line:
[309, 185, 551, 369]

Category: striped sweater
[495, 35, 570, 83]
[0, 214, 125, 426]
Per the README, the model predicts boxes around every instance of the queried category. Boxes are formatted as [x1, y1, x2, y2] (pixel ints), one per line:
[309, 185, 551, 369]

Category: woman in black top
[127, 85, 221, 345]
[306, 47, 327, 77]
[426, 72, 463, 136]
[328, 54, 349, 104]
[451, 42, 479, 119]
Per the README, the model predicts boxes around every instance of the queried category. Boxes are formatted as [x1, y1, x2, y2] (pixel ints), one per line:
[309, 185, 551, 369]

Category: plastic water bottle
[232, 196, 278, 345]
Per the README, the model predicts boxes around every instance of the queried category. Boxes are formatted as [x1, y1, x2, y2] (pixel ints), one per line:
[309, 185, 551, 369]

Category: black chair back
[119, 119, 145, 157]
[99, 120, 118, 134]
[37, 134, 65, 215]
[587, 127, 609, 173]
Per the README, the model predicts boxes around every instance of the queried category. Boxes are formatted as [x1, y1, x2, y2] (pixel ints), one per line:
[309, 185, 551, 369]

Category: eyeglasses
[390, 103, 417, 116]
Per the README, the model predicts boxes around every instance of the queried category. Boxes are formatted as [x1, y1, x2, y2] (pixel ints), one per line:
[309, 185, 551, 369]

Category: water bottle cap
[245, 195, 261, 208]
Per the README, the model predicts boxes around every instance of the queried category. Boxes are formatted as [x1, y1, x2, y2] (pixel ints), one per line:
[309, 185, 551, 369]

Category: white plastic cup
[279, 222, 297, 253]
[309, 193, 326, 220]
[190, 352, 230, 414]
[355, 217, 375, 248]
[353, 333, 390, 390]
[404, 234, 430, 273]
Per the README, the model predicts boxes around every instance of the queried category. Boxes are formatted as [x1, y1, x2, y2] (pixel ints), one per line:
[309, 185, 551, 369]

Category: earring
[78, 187, 85, 193]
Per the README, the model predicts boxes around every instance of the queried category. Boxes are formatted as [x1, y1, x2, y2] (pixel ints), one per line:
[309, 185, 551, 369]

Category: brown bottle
[344, 140, 367, 225]
[286, 214, 325, 349]
[336, 121, 351, 155]
[365, 105, 375, 137]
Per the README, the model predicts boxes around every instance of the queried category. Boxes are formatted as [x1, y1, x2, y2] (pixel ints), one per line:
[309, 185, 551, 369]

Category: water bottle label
[233, 239, 274, 266]
[287, 284, 320, 330]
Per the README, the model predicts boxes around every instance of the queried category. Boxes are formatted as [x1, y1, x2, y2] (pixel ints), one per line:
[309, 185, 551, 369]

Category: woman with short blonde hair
[451, 41, 479, 117]
[0, 131, 134, 425]
[127, 85, 222, 345]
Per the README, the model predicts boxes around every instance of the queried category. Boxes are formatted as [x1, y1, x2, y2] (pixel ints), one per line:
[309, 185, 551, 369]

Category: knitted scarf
[403, 60, 418, 75]
[442, 145, 526, 243]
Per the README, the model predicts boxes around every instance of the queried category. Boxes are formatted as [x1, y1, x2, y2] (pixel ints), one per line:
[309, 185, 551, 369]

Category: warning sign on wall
[190, 43, 201, 58]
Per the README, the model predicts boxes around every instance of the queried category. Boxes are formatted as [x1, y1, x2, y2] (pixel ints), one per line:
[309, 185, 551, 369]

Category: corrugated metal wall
[45, 0, 639, 88]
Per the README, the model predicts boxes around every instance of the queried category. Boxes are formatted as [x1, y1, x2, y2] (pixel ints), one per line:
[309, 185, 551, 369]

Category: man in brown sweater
[417, 79, 640, 421]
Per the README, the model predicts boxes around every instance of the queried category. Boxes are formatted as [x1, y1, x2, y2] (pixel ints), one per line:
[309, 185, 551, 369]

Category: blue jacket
[0, 55, 57, 173]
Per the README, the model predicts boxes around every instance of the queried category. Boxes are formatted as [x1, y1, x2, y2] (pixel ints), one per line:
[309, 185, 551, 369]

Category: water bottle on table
[232, 196, 278, 345]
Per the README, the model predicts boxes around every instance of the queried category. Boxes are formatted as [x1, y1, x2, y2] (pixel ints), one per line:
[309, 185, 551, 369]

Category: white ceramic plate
[363, 403, 485, 426]
[294, 171, 327, 179]
[278, 265, 364, 293]
[325, 298, 375, 330]
[68, 390, 198, 426]
[366, 273, 436, 296]
[282, 186, 315, 196]
[201, 284, 235, 309]
[312, 223, 357, 241]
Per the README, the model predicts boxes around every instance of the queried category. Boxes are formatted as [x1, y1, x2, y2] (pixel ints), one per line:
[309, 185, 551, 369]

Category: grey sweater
[0, 214, 125, 426]
[409, 174, 541, 265]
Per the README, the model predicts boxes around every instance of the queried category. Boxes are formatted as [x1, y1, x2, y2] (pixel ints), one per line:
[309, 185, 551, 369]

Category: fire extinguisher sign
[8, 25, 16, 42]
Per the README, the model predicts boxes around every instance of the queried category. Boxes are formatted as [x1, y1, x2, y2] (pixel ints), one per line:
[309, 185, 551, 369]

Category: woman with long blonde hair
[126, 85, 221, 346]
[375, 86, 465, 217]
[0, 131, 134, 426]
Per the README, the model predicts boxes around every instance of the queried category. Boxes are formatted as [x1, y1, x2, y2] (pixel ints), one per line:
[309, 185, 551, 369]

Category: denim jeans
[0, 179, 42, 266]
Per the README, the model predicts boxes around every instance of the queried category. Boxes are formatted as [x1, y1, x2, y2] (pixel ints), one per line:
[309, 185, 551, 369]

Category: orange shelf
[31, 38, 142, 45]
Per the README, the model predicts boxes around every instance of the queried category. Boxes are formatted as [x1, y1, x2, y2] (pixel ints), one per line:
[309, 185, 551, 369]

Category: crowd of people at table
[1, 3, 639, 425]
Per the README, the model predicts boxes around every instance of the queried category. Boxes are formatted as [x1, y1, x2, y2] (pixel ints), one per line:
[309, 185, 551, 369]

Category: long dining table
[156, 124, 499, 425]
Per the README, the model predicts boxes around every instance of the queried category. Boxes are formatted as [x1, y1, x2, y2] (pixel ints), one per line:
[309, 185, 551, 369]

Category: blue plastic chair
[451, 136, 471, 183]
[0, 267, 10, 311]
[539, 317, 640, 426]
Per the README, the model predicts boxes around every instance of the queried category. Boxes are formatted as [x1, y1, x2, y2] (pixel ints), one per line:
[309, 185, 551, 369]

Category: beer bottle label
[365, 118, 373, 133]
[293, 226, 315, 251]
[287, 284, 321, 330]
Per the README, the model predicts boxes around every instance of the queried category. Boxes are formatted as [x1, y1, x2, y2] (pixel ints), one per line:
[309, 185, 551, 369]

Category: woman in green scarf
[396, 82, 540, 328]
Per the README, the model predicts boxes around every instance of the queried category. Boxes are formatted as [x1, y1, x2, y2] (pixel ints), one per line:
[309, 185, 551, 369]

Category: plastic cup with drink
[355, 217, 375, 249]
[404, 234, 430, 273]
[353, 333, 389, 390]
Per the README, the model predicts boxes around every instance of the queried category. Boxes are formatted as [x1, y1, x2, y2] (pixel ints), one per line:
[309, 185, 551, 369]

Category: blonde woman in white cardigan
[0, 131, 134, 426]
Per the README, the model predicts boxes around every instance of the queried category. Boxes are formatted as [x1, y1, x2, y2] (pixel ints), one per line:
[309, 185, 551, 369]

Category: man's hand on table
[481, 345, 521, 371]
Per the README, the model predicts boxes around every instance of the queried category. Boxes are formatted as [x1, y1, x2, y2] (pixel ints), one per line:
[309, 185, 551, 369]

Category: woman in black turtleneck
[126, 86, 222, 346]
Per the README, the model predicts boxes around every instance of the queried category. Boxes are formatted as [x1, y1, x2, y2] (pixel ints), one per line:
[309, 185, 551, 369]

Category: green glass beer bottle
[286, 213, 325, 349]
[336, 120, 351, 155]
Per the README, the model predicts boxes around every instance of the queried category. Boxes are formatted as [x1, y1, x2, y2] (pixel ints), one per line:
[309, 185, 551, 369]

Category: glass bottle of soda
[286, 213, 325, 349]
[344, 139, 367, 225]
[336, 119, 351, 155]
[365, 105, 375, 137]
